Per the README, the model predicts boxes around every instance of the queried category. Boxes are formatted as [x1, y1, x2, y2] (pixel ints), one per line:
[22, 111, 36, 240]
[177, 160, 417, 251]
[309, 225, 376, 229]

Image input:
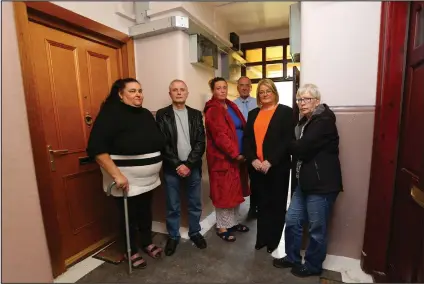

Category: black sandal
[229, 224, 250, 233]
[124, 253, 147, 269]
[216, 230, 236, 242]
[143, 244, 163, 259]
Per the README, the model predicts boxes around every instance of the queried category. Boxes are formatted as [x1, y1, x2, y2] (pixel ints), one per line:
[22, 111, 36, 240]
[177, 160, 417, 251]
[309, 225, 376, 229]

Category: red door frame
[360, 2, 410, 282]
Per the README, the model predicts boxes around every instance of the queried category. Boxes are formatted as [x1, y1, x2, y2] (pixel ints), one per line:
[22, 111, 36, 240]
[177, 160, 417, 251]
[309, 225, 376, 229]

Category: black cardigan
[243, 104, 294, 168]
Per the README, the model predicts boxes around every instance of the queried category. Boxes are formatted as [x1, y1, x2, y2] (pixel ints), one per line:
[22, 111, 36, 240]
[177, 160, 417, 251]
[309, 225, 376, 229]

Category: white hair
[296, 83, 321, 100]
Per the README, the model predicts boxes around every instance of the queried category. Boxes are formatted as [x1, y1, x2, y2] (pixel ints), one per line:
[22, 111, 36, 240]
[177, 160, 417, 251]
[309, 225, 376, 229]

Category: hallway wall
[301, 1, 381, 259]
[2, 2, 53, 282]
[147, 2, 230, 41]
[135, 3, 230, 227]
[53, 2, 135, 34]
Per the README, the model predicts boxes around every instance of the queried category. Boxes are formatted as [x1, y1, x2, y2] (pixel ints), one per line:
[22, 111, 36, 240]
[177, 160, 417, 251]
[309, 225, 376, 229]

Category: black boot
[190, 233, 207, 249]
[164, 238, 179, 256]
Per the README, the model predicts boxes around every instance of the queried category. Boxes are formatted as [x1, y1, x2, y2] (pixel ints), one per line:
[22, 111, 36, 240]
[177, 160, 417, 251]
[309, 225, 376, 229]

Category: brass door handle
[47, 145, 68, 171]
[48, 148, 69, 155]
[411, 185, 424, 209]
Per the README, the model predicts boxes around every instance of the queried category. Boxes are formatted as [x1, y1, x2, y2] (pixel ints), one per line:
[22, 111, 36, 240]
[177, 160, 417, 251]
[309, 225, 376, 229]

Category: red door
[387, 2, 424, 282]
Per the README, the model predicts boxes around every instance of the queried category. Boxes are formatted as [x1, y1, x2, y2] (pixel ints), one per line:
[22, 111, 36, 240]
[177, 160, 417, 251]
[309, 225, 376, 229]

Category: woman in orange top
[243, 79, 294, 253]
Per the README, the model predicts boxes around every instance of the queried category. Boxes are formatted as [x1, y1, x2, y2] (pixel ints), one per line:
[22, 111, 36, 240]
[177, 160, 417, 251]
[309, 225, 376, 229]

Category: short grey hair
[296, 83, 321, 100]
[169, 79, 187, 90]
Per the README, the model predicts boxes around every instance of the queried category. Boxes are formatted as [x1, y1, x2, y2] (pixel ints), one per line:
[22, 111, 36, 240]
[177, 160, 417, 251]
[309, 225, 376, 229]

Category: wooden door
[29, 20, 120, 266]
[387, 2, 424, 282]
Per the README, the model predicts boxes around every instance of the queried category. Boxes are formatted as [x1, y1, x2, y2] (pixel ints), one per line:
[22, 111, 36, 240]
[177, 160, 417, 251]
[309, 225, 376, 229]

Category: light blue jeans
[285, 186, 339, 273]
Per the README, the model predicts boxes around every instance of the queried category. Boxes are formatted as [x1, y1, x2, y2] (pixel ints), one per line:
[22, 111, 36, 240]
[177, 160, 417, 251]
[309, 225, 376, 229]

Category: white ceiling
[211, 2, 296, 34]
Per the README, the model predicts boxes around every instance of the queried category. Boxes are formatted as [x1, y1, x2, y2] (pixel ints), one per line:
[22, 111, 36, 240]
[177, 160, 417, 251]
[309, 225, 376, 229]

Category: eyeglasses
[296, 97, 316, 104]
[258, 90, 273, 96]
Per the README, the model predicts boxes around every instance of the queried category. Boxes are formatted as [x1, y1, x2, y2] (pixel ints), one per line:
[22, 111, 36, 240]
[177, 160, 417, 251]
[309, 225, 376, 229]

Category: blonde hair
[296, 83, 321, 100]
[256, 79, 279, 106]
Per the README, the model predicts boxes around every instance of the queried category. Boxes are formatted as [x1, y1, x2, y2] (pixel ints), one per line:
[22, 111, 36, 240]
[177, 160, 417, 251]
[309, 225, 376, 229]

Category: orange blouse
[254, 107, 277, 162]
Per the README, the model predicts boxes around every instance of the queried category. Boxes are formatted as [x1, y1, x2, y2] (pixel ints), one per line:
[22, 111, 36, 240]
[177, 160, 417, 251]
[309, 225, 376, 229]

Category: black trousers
[250, 165, 290, 249]
[114, 190, 153, 253]
[248, 166, 258, 211]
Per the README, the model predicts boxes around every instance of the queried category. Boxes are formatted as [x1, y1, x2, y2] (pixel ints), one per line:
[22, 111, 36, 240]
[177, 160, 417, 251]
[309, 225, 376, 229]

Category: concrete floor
[77, 203, 321, 283]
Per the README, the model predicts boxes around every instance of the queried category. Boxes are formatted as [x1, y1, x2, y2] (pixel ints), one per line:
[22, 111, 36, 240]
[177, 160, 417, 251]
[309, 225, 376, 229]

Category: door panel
[388, 2, 424, 282]
[47, 41, 87, 150]
[29, 21, 119, 263]
[85, 49, 118, 119]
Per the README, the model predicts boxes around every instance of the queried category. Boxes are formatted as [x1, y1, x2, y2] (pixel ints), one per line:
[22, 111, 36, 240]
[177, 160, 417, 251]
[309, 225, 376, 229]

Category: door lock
[84, 113, 93, 126]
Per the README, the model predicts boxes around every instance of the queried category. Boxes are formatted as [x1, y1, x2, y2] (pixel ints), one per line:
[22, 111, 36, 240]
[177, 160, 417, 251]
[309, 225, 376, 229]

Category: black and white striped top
[101, 152, 163, 197]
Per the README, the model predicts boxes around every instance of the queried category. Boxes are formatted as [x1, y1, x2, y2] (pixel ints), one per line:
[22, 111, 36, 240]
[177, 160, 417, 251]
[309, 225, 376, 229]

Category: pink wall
[1, 2, 53, 282]
[300, 2, 381, 259]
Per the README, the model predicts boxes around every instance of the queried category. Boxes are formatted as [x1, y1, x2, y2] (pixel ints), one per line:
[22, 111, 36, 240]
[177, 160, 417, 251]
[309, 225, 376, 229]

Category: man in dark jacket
[273, 84, 343, 277]
[156, 79, 207, 256]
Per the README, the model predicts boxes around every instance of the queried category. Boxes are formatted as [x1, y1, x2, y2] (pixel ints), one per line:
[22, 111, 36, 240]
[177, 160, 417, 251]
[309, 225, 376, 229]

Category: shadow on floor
[77, 201, 328, 283]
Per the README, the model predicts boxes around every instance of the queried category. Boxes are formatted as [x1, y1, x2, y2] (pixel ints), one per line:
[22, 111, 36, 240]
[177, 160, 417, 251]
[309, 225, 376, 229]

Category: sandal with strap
[216, 230, 236, 242]
[143, 244, 163, 259]
[124, 253, 147, 269]
[229, 224, 250, 233]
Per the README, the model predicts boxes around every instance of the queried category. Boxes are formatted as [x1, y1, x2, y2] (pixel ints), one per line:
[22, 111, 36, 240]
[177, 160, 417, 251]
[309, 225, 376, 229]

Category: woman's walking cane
[106, 182, 132, 274]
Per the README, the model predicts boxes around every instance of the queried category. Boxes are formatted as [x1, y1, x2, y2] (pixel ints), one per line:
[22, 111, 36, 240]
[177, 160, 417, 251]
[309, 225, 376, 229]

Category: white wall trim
[152, 210, 217, 239]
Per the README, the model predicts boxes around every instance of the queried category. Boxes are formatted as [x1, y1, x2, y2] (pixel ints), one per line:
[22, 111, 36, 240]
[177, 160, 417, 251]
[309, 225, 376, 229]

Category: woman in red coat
[204, 77, 250, 242]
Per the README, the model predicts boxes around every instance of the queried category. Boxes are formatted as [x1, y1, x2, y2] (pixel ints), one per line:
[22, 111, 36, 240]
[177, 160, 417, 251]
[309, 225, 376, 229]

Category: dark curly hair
[103, 78, 140, 105]
[208, 77, 227, 91]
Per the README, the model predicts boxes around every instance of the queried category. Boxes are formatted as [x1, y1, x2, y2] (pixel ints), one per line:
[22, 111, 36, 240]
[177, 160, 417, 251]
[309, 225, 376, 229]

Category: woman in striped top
[87, 78, 166, 269]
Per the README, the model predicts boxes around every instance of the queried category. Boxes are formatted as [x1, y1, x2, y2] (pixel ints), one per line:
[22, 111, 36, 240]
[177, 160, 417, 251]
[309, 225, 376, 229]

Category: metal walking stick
[106, 182, 132, 274]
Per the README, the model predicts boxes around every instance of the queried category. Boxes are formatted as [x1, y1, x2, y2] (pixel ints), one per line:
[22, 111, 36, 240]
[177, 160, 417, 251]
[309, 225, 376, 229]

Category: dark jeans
[285, 186, 339, 273]
[250, 165, 290, 249]
[115, 190, 153, 254]
[164, 167, 202, 240]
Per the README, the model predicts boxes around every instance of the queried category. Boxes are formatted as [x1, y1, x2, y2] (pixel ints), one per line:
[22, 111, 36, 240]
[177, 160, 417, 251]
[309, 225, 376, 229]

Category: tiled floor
[55, 195, 373, 283]
[76, 202, 320, 283]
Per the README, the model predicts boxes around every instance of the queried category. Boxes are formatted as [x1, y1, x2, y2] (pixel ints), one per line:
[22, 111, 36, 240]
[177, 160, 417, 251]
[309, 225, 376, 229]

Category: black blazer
[243, 104, 294, 168]
[156, 105, 206, 170]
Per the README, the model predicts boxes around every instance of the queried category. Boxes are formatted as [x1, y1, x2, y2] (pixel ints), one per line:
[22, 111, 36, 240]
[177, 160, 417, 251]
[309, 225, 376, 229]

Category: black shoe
[247, 208, 258, 219]
[267, 247, 276, 253]
[164, 238, 179, 256]
[190, 233, 207, 249]
[273, 256, 296, 268]
[255, 242, 266, 250]
[291, 264, 322, 278]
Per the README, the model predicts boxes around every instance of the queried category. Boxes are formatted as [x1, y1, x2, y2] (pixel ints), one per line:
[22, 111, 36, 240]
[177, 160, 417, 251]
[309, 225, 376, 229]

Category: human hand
[261, 160, 272, 174]
[176, 164, 191, 177]
[236, 155, 245, 162]
[114, 173, 129, 192]
[252, 159, 262, 171]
